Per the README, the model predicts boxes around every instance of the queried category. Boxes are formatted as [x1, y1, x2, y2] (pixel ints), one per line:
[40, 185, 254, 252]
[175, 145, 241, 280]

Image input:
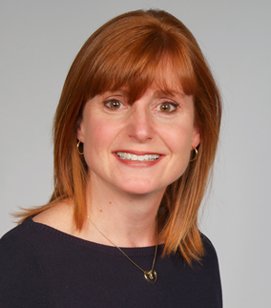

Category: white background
[1, 1, 271, 307]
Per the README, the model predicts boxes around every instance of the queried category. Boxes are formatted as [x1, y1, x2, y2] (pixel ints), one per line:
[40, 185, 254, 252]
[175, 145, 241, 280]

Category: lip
[113, 150, 164, 155]
[112, 150, 165, 167]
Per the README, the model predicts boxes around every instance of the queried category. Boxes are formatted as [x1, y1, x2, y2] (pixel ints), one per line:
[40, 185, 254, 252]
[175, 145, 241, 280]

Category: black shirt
[0, 218, 222, 307]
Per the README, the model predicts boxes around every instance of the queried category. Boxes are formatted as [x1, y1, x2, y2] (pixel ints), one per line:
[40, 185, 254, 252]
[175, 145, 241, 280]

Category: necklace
[90, 220, 158, 283]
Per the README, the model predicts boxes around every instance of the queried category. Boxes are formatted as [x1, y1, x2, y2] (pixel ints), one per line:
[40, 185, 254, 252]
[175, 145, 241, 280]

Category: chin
[116, 181, 166, 196]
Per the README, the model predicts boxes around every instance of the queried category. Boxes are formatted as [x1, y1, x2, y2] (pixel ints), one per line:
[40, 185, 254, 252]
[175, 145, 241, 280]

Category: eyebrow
[153, 89, 186, 99]
[100, 88, 187, 102]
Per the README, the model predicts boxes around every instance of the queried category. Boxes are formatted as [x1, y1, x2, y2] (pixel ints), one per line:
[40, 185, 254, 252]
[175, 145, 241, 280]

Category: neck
[83, 175, 165, 248]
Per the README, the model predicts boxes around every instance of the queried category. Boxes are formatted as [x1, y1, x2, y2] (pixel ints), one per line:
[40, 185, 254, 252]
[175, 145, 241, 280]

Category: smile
[116, 152, 160, 161]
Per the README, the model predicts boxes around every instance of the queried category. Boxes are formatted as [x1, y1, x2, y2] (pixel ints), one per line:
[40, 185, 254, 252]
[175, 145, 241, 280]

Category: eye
[158, 101, 179, 113]
[104, 99, 123, 110]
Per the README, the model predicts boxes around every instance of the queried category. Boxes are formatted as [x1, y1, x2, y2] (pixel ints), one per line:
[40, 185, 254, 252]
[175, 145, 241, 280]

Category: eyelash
[158, 101, 179, 113]
[103, 99, 124, 110]
[103, 98, 180, 113]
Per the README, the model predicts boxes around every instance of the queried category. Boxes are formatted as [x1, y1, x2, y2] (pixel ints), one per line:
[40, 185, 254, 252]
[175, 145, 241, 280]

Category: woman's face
[77, 79, 200, 197]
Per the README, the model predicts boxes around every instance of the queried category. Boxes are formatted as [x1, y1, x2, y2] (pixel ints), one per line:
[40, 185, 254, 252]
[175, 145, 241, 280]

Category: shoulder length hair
[20, 9, 221, 265]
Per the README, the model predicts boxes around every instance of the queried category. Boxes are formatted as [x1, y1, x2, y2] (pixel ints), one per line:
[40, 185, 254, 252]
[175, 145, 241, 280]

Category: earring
[190, 147, 198, 162]
[76, 141, 84, 155]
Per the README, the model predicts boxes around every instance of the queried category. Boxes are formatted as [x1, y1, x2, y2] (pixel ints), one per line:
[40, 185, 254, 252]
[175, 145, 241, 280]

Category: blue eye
[159, 102, 179, 113]
[104, 99, 122, 110]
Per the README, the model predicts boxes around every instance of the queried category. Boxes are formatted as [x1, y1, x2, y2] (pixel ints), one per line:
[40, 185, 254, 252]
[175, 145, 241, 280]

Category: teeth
[116, 152, 160, 161]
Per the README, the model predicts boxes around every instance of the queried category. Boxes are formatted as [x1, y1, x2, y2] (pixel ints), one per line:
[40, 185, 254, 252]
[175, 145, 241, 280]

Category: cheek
[161, 124, 195, 183]
[82, 118, 119, 160]
[85, 121, 111, 145]
[160, 122, 195, 153]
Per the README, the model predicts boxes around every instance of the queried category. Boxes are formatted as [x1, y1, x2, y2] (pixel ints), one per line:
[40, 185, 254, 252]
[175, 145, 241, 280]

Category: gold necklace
[90, 220, 158, 283]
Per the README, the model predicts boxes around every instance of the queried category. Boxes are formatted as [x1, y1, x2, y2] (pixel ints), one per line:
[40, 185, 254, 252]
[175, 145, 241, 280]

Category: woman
[0, 9, 222, 307]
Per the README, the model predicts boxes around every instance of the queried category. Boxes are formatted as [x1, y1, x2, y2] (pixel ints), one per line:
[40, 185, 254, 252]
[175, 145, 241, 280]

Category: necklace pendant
[144, 270, 157, 283]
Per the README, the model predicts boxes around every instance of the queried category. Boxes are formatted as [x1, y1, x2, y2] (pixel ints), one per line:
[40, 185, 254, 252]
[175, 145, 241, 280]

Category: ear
[77, 118, 85, 143]
[192, 126, 200, 149]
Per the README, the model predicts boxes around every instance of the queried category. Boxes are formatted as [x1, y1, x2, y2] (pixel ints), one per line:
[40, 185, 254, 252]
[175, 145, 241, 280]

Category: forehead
[107, 58, 191, 104]
[84, 45, 197, 105]
[151, 59, 186, 94]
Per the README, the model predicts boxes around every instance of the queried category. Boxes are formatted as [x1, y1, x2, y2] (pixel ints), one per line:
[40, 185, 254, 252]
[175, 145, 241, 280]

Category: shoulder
[1, 219, 34, 252]
[0, 220, 50, 305]
[1, 200, 72, 250]
[197, 233, 223, 306]
[198, 233, 222, 290]
[0, 200, 76, 259]
[32, 199, 74, 232]
[200, 232, 220, 259]
[0, 219, 42, 267]
[200, 233, 222, 273]
[192, 232, 222, 277]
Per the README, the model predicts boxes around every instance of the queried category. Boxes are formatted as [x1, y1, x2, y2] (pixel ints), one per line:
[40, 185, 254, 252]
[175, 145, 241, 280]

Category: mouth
[115, 151, 161, 162]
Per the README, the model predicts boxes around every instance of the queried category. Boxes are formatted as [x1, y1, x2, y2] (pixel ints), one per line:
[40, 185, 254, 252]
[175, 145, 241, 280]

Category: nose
[127, 105, 154, 142]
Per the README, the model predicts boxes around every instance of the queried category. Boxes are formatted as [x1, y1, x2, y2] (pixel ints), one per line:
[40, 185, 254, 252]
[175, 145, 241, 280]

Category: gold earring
[76, 141, 84, 155]
[190, 147, 198, 162]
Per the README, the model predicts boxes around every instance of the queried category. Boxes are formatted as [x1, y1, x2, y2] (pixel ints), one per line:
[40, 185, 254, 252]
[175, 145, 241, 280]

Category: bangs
[83, 21, 198, 103]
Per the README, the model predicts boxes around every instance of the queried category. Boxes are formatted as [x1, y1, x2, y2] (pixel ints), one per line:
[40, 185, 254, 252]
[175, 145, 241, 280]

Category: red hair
[19, 9, 221, 265]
